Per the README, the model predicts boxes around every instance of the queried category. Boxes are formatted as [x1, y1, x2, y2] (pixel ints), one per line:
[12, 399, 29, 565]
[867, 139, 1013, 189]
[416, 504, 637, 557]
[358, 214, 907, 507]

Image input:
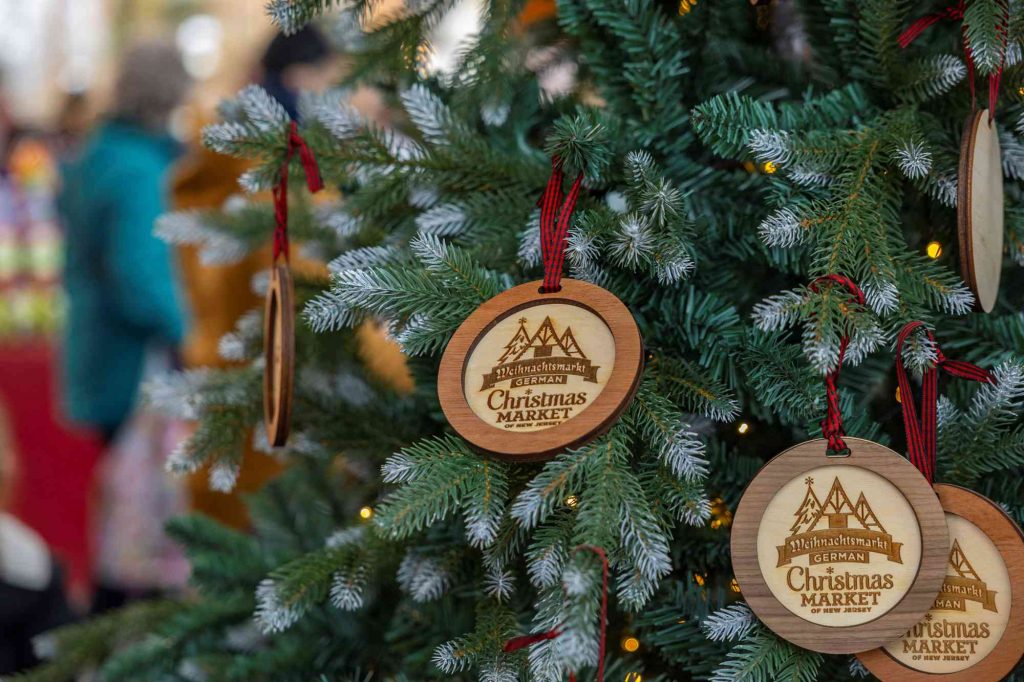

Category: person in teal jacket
[59, 43, 192, 440]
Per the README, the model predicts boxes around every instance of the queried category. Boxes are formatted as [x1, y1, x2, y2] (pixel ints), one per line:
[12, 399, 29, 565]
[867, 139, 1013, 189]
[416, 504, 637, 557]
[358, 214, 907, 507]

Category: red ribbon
[808, 275, 867, 454]
[538, 158, 585, 293]
[895, 321, 993, 484]
[898, 1, 1008, 120]
[503, 545, 608, 682]
[272, 121, 325, 261]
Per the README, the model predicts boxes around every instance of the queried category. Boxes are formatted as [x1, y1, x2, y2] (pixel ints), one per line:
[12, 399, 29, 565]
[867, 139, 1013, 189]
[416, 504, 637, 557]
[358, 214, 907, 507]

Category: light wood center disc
[438, 279, 643, 462]
[264, 263, 294, 447]
[957, 109, 1004, 313]
[858, 484, 1024, 680]
[731, 438, 948, 654]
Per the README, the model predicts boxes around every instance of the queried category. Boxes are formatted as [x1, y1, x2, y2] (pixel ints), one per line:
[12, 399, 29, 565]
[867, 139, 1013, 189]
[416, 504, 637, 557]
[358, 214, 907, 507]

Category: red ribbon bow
[272, 121, 325, 261]
[898, 1, 1008, 120]
[537, 157, 585, 293]
[808, 274, 867, 454]
[503, 545, 608, 682]
[895, 321, 992, 484]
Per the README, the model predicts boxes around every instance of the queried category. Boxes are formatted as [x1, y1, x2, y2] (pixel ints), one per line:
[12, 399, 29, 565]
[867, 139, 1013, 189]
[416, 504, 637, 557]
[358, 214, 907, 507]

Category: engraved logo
[777, 477, 904, 567]
[757, 466, 922, 626]
[462, 304, 616, 432]
[479, 317, 600, 390]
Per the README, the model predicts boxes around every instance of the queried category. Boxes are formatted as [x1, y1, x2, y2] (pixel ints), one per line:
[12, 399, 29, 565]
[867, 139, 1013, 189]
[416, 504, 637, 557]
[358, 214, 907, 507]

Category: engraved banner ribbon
[934, 576, 998, 612]
[777, 529, 903, 567]
[480, 358, 599, 390]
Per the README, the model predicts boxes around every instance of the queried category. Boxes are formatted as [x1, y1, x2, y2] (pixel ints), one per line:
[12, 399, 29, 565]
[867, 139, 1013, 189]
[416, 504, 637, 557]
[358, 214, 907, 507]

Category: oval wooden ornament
[857, 484, 1024, 680]
[438, 279, 643, 462]
[264, 263, 295, 447]
[731, 438, 948, 654]
[957, 109, 1004, 313]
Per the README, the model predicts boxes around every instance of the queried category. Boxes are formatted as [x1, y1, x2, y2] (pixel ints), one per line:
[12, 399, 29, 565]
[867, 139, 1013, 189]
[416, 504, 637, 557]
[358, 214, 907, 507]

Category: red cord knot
[808, 275, 867, 454]
[272, 121, 324, 262]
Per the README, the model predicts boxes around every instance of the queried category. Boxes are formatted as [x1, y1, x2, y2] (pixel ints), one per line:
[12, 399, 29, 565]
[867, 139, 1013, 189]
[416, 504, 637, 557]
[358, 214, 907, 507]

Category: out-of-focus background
[0, 0, 484, 670]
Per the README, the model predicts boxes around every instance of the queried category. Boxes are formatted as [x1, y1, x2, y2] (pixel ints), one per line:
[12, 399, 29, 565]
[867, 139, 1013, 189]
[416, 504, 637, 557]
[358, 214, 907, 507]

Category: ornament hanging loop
[808, 274, 866, 456]
[272, 121, 325, 263]
[894, 321, 992, 484]
[537, 157, 585, 293]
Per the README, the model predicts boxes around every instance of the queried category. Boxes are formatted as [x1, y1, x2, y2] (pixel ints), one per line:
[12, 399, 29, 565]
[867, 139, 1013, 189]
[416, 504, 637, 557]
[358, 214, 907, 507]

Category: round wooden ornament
[858, 484, 1024, 680]
[957, 109, 1004, 313]
[263, 263, 295, 447]
[437, 278, 643, 462]
[731, 437, 948, 654]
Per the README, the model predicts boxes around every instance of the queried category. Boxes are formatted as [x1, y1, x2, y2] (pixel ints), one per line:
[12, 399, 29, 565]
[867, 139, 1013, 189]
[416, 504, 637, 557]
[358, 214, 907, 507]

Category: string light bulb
[625, 673, 643, 682]
[678, 0, 697, 14]
[565, 495, 579, 508]
[895, 386, 901, 403]
[710, 496, 733, 529]
[762, 161, 778, 174]
[359, 506, 374, 520]
[737, 422, 750, 435]
[621, 636, 640, 653]
[926, 241, 943, 259]
[730, 578, 741, 593]
[693, 573, 707, 586]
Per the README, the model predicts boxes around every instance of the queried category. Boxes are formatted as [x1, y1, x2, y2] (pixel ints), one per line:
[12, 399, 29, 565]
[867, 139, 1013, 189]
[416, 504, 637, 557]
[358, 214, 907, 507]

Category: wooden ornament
[957, 109, 1004, 313]
[438, 279, 643, 462]
[263, 263, 295, 447]
[858, 484, 1024, 680]
[731, 437, 948, 654]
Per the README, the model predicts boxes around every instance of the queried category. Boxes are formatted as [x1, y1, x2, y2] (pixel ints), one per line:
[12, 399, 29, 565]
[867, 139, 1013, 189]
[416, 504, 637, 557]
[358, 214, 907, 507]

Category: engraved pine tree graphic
[528, 317, 562, 358]
[949, 540, 982, 581]
[816, 478, 857, 529]
[502, 316, 587, 362]
[853, 492, 887, 533]
[798, 478, 879, 533]
[499, 318, 532, 363]
[790, 476, 822, 534]
[559, 328, 586, 358]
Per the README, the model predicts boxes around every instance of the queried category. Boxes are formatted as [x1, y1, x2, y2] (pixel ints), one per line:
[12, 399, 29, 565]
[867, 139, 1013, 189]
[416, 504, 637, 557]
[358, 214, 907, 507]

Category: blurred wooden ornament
[263, 264, 294, 447]
[958, 109, 1004, 313]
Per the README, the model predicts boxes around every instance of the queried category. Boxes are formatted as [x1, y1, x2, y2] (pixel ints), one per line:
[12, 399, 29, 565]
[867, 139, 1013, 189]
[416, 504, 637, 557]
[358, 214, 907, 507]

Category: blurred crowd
[0, 25, 350, 674]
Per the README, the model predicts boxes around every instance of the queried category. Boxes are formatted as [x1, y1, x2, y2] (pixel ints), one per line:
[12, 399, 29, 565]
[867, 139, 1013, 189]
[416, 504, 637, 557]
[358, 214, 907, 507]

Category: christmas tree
[23, 1, 1024, 681]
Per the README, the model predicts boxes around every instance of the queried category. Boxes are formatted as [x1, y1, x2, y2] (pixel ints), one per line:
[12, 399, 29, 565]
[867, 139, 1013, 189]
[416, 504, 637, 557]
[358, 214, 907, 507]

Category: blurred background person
[259, 25, 335, 119]
[58, 41, 193, 613]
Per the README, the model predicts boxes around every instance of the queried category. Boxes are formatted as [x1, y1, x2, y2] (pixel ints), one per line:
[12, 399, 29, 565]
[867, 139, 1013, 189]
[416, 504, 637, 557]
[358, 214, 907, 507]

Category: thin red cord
[272, 121, 325, 262]
[808, 275, 866, 454]
[503, 545, 608, 681]
[537, 157, 585, 292]
[895, 321, 993, 483]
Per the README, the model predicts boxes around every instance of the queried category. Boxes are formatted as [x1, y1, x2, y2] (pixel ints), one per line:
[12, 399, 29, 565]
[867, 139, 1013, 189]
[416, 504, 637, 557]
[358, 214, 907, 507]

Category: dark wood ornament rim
[437, 278, 643, 462]
[263, 263, 294, 448]
[857, 483, 1024, 680]
[730, 437, 948, 654]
